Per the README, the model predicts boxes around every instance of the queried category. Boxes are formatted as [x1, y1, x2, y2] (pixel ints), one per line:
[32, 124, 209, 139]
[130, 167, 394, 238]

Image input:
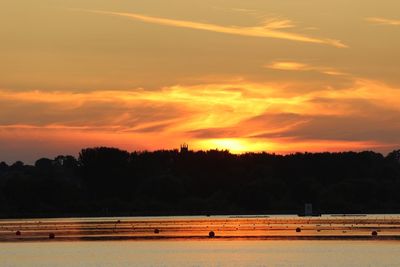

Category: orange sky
[1, 0, 400, 163]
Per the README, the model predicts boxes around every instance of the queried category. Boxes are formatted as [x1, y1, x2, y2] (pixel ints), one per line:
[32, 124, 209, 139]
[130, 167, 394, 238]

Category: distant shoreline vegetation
[0, 147, 400, 219]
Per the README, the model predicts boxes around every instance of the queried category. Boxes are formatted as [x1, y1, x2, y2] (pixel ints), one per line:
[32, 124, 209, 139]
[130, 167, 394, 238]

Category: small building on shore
[305, 203, 313, 216]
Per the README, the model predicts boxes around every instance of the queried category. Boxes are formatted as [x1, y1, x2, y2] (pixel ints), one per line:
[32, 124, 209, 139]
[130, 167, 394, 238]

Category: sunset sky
[1, 0, 400, 163]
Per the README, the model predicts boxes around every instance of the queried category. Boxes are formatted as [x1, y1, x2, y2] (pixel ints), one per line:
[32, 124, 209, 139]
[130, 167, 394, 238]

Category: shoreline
[2, 235, 400, 243]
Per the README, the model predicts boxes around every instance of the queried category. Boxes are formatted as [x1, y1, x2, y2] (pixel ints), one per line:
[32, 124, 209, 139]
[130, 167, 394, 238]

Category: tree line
[1, 147, 400, 218]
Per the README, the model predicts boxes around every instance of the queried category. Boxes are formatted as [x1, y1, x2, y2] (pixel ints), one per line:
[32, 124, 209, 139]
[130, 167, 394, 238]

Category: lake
[1, 215, 400, 266]
[2, 240, 400, 267]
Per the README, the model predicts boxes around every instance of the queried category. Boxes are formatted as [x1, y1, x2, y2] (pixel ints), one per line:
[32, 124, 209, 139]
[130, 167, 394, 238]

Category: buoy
[49, 233, 55, 239]
[296, 227, 301, 233]
[209, 231, 215, 238]
[154, 229, 160, 234]
[371, 230, 378, 236]
[16, 230, 21, 236]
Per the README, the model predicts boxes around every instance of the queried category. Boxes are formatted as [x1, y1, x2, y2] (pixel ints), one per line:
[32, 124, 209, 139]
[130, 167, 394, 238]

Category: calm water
[2, 240, 400, 267]
[2, 215, 400, 266]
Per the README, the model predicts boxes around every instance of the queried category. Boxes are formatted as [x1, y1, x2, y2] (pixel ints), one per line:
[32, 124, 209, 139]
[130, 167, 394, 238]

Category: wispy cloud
[262, 18, 295, 29]
[366, 17, 400, 26]
[229, 7, 259, 15]
[265, 61, 347, 76]
[84, 9, 347, 48]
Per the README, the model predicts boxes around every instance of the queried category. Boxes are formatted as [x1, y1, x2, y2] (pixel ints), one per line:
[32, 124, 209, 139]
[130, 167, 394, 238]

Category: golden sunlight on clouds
[1, 78, 400, 161]
[266, 61, 347, 76]
[366, 17, 400, 26]
[1, 0, 400, 162]
[267, 62, 310, 71]
[85, 10, 347, 48]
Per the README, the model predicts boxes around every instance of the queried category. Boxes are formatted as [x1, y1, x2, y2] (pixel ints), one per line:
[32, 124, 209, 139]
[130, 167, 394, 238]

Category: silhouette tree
[79, 147, 131, 203]
[0, 147, 400, 218]
[387, 150, 400, 163]
[0, 161, 8, 172]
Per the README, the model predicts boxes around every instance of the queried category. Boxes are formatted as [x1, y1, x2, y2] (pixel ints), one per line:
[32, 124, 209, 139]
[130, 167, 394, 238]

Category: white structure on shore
[305, 203, 313, 216]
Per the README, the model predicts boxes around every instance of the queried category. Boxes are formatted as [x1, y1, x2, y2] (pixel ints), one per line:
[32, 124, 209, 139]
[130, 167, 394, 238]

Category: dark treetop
[1, 147, 400, 218]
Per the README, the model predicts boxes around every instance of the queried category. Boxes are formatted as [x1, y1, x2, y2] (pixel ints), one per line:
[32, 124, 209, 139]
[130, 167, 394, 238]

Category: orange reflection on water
[1, 215, 400, 242]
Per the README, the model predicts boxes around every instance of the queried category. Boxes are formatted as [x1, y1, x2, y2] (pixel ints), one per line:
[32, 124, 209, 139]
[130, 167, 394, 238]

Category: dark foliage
[1, 147, 400, 218]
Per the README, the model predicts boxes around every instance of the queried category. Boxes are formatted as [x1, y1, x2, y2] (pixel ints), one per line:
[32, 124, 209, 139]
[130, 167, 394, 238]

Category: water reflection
[1, 240, 400, 267]
[1, 215, 400, 242]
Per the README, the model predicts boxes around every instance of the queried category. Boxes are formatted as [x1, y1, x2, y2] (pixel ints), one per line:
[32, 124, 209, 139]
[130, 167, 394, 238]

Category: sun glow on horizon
[1, 1, 400, 162]
[196, 138, 269, 153]
[1, 77, 400, 162]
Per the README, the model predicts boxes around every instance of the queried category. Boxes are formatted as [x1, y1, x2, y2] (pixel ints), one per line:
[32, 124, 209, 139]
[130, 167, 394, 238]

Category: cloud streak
[85, 10, 347, 48]
[366, 17, 400, 26]
[265, 61, 347, 76]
